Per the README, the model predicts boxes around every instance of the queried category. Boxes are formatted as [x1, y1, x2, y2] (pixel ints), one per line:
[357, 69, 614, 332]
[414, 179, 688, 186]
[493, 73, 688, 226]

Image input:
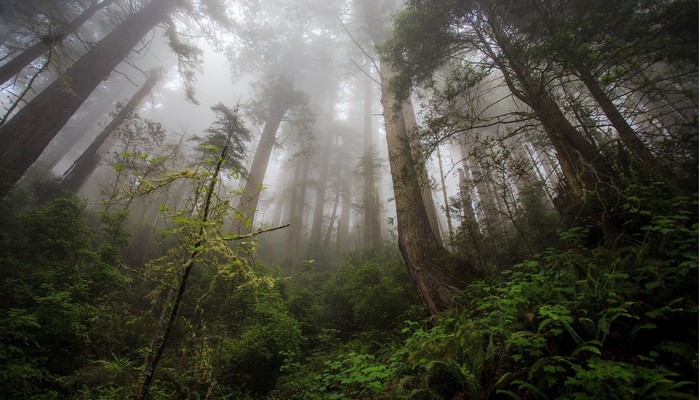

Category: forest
[0, 0, 697, 398]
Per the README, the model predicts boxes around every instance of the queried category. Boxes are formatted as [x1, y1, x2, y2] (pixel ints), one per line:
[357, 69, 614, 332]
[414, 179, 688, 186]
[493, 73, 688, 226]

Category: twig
[222, 223, 290, 241]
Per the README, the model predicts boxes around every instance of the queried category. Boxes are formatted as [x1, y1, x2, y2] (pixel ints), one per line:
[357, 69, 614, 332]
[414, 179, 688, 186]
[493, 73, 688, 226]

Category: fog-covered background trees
[0, 0, 696, 398]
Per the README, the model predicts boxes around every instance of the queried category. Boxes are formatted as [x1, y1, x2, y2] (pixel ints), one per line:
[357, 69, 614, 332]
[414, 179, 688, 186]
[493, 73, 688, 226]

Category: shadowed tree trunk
[0, 0, 115, 86]
[0, 0, 178, 191]
[59, 68, 164, 193]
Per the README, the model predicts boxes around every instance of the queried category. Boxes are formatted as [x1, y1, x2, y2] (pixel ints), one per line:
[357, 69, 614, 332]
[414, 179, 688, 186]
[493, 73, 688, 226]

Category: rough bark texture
[381, 62, 457, 315]
[0, 0, 177, 189]
[60, 68, 163, 193]
[237, 92, 289, 234]
[0, 0, 115, 86]
[401, 100, 443, 242]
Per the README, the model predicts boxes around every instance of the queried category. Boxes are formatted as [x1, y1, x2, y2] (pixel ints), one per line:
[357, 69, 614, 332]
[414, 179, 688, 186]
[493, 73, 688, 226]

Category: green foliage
[272, 188, 697, 399]
[0, 195, 128, 398]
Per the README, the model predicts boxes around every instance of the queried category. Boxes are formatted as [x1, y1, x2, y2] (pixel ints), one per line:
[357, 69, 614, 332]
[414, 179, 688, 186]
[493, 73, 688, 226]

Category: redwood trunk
[0, 0, 115, 86]
[380, 63, 457, 315]
[60, 68, 163, 193]
[362, 75, 382, 248]
[238, 94, 289, 234]
[574, 61, 675, 185]
[0, 0, 177, 188]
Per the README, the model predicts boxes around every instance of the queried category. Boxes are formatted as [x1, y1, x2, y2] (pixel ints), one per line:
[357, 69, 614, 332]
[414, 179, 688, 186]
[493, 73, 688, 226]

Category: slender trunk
[310, 134, 331, 245]
[362, 75, 382, 248]
[139, 144, 227, 400]
[323, 171, 341, 248]
[0, 0, 177, 190]
[574, 61, 676, 185]
[436, 144, 454, 243]
[381, 62, 458, 315]
[285, 155, 309, 273]
[60, 68, 163, 193]
[483, 29, 608, 199]
[337, 173, 352, 254]
[0, 0, 115, 86]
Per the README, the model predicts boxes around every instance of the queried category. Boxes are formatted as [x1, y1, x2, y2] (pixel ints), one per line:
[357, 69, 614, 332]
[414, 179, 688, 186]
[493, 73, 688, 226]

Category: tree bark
[237, 91, 289, 234]
[310, 131, 331, 246]
[362, 75, 382, 248]
[573, 61, 676, 185]
[60, 68, 163, 193]
[0, 0, 177, 190]
[381, 62, 457, 315]
[401, 100, 443, 242]
[0, 0, 115, 86]
[284, 154, 309, 273]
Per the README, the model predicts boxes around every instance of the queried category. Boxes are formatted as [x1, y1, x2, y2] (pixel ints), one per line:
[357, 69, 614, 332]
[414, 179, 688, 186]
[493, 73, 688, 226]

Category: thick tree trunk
[380, 62, 457, 315]
[401, 100, 443, 242]
[238, 93, 289, 234]
[60, 68, 163, 193]
[0, 0, 177, 190]
[0, 0, 115, 86]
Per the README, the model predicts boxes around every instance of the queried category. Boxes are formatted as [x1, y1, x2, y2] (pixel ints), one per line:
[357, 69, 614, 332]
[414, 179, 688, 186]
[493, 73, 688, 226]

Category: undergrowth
[270, 192, 698, 399]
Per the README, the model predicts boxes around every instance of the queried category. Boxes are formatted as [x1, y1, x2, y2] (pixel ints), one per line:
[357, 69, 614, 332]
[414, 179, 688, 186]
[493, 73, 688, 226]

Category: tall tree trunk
[285, 155, 309, 273]
[337, 173, 352, 255]
[573, 61, 676, 185]
[40, 78, 131, 174]
[436, 144, 453, 243]
[60, 67, 163, 193]
[310, 132, 331, 246]
[0, 0, 115, 86]
[380, 62, 458, 315]
[401, 100, 443, 242]
[362, 75, 382, 248]
[238, 92, 289, 234]
[482, 29, 609, 200]
[0, 0, 177, 190]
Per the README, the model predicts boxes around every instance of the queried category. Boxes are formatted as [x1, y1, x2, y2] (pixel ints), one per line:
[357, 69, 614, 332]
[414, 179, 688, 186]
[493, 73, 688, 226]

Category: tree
[138, 103, 251, 399]
[351, 0, 462, 314]
[0, 0, 116, 86]
[60, 68, 165, 194]
[236, 76, 306, 234]
[0, 0, 179, 192]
